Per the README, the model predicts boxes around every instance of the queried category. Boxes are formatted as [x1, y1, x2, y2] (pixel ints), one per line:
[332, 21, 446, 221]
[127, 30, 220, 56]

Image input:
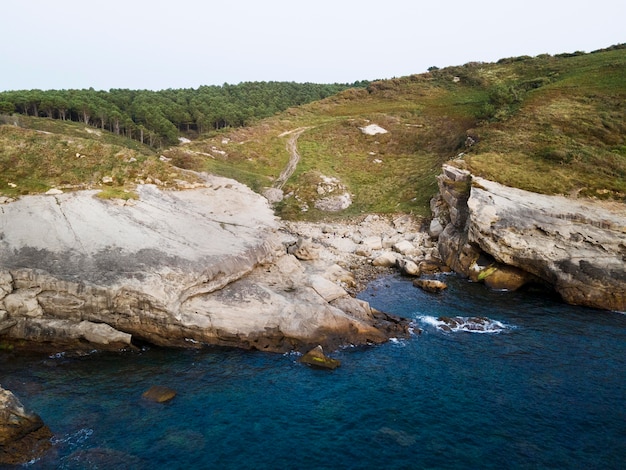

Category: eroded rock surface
[432, 164, 626, 311]
[0, 386, 52, 465]
[0, 174, 408, 353]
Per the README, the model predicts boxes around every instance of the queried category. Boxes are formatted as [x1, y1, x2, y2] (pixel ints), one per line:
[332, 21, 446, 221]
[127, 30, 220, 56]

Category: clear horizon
[1, 0, 624, 92]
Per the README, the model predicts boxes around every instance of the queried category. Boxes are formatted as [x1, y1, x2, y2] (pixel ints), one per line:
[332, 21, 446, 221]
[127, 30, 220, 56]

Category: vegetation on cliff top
[167, 44, 625, 219]
[1, 45, 624, 219]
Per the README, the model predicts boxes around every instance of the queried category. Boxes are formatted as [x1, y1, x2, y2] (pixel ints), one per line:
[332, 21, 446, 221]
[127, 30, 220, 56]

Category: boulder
[372, 252, 398, 268]
[288, 237, 320, 261]
[479, 264, 535, 291]
[396, 259, 420, 277]
[299, 345, 340, 370]
[262, 187, 284, 204]
[0, 386, 52, 465]
[360, 236, 383, 252]
[359, 124, 388, 135]
[392, 239, 417, 256]
[413, 279, 448, 293]
[418, 260, 444, 274]
[428, 218, 444, 239]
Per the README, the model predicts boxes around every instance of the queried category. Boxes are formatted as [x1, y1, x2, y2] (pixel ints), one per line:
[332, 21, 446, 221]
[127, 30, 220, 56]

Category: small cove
[2, 274, 625, 469]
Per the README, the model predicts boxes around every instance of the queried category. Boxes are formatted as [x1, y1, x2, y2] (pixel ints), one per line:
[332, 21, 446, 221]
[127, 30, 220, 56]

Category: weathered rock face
[0, 174, 407, 353]
[0, 386, 52, 465]
[432, 164, 626, 311]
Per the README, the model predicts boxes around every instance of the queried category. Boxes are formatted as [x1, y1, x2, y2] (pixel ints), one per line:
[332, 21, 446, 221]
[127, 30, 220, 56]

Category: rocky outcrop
[432, 164, 626, 311]
[299, 345, 341, 369]
[0, 386, 52, 465]
[0, 174, 408, 353]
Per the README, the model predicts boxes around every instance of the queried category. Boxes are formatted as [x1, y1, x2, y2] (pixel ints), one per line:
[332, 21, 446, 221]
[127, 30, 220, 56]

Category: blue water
[2, 275, 625, 469]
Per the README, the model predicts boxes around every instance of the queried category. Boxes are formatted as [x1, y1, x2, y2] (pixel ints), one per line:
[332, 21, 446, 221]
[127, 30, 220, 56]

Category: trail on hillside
[273, 127, 311, 189]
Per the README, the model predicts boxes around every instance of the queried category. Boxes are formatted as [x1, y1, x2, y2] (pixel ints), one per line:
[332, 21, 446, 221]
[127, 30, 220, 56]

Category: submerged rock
[299, 345, 341, 370]
[0, 386, 52, 465]
[142, 386, 177, 403]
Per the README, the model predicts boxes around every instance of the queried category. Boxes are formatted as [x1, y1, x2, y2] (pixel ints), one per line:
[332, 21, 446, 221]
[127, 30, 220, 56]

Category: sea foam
[417, 315, 512, 334]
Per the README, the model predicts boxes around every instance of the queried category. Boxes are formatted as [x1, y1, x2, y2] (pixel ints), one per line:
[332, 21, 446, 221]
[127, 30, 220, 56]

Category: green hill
[164, 45, 626, 220]
[2, 45, 624, 220]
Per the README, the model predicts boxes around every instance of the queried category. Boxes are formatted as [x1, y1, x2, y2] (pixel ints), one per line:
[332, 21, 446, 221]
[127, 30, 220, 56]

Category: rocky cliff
[0, 174, 407, 353]
[431, 164, 626, 312]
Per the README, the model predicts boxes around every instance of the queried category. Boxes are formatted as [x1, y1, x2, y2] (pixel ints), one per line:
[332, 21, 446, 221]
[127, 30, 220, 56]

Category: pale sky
[1, 0, 624, 91]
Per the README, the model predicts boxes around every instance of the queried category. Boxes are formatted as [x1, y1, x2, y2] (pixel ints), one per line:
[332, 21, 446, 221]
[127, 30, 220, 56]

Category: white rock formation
[359, 124, 388, 135]
[0, 174, 406, 352]
[432, 164, 626, 311]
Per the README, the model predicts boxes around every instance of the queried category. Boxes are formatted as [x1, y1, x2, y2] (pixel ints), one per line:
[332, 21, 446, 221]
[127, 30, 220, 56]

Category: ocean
[2, 274, 625, 469]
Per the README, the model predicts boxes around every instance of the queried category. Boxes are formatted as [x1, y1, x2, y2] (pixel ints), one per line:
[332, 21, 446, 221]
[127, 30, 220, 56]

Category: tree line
[0, 81, 367, 147]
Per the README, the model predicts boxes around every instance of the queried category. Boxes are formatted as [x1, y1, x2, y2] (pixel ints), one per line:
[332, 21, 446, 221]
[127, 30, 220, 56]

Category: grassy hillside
[2, 45, 624, 220]
[164, 45, 625, 220]
[0, 115, 193, 198]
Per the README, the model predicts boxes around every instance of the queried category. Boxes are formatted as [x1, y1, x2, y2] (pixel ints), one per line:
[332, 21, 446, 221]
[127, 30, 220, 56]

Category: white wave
[388, 337, 409, 347]
[416, 315, 512, 334]
[51, 427, 94, 447]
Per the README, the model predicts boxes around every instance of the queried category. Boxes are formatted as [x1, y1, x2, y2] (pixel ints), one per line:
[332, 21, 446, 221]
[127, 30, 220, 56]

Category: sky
[1, 0, 624, 91]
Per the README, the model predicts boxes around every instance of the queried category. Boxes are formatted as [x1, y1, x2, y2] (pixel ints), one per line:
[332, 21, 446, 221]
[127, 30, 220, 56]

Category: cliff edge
[0, 174, 407, 353]
[431, 164, 626, 312]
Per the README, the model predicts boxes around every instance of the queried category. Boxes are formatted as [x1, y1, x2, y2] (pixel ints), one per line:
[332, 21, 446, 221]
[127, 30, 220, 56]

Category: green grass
[0, 118, 190, 196]
[3, 45, 625, 217]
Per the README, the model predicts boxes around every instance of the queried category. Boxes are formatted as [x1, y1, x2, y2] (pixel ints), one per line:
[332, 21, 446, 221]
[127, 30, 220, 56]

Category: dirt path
[273, 127, 311, 189]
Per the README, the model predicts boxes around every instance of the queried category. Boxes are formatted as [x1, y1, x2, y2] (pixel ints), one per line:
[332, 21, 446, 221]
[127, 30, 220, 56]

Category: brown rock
[418, 260, 445, 274]
[142, 386, 177, 403]
[0, 387, 52, 466]
[413, 279, 448, 293]
[299, 345, 340, 370]
[480, 264, 534, 291]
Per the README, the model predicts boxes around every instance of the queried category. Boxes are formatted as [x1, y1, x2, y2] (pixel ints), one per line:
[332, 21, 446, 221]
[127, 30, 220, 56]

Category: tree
[0, 101, 15, 114]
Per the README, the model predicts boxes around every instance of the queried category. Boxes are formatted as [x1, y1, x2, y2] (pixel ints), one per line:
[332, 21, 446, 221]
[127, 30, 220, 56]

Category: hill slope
[1, 45, 624, 221]
[165, 44, 626, 220]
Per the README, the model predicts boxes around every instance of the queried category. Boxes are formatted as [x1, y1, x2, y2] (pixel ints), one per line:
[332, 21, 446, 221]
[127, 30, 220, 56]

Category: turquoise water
[2, 275, 625, 469]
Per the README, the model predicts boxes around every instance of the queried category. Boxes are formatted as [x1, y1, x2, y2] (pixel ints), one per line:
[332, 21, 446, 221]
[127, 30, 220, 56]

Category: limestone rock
[359, 124, 388, 135]
[299, 345, 340, 369]
[468, 177, 626, 310]
[8, 318, 132, 349]
[372, 252, 398, 268]
[360, 236, 383, 252]
[262, 187, 284, 204]
[392, 239, 417, 256]
[433, 163, 626, 311]
[0, 387, 52, 465]
[308, 275, 348, 302]
[288, 237, 320, 261]
[0, 174, 408, 352]
[413, 279, 448, 293]
[428, 218, 444, 239]
[397, 259, 420, 276]
[0, 271, 13, 299]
